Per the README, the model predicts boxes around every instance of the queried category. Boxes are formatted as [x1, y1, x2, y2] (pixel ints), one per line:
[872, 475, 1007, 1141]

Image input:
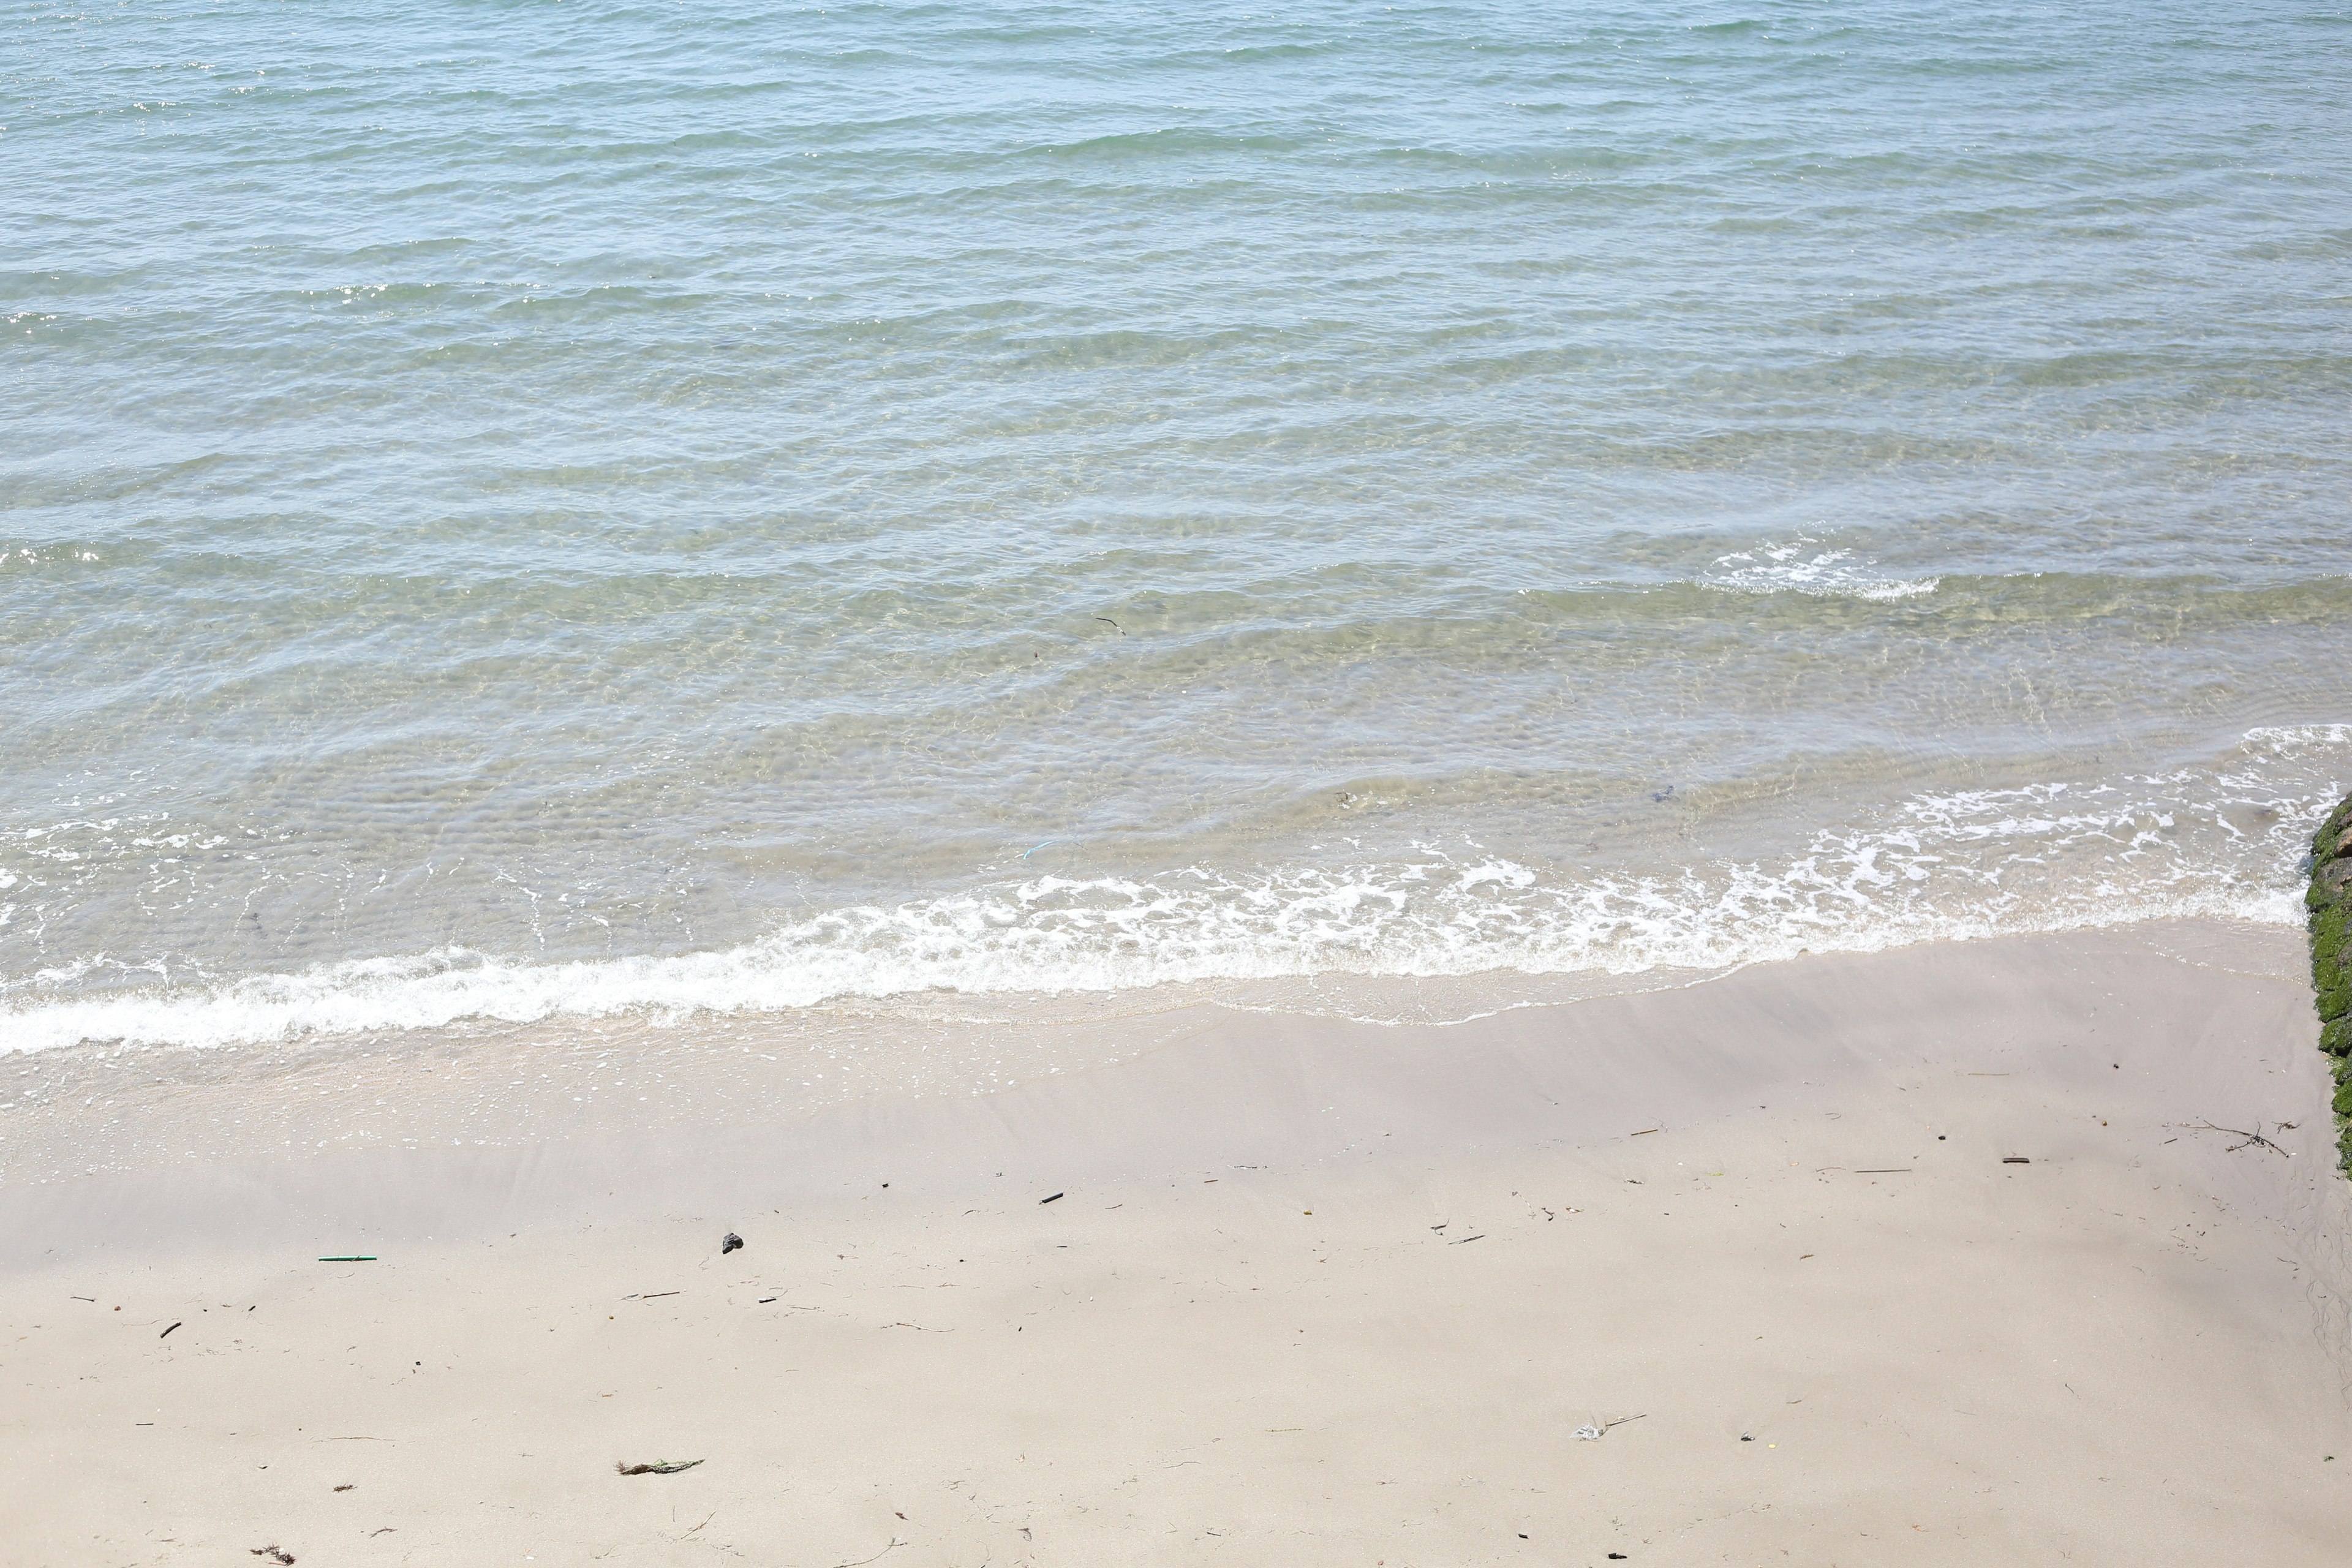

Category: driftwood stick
[2187, 1120, 2293, 1158]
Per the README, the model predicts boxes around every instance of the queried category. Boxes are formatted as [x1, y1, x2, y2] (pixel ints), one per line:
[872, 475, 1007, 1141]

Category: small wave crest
[1700, 535, 1939, 601]
[4, 729, 2342, 1054]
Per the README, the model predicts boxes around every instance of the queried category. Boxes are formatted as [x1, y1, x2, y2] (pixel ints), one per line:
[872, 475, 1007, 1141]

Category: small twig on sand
[832, 1539, 905, 1568]
[2187, 1120, 2293, 1158]
[617, 1459, 704, 1476]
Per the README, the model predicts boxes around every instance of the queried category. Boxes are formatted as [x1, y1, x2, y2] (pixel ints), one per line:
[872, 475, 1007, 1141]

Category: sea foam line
[0, 794, 2321, 1054]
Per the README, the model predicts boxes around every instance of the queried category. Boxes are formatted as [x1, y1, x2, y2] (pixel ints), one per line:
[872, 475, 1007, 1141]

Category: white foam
[1700, 534, 1939, 601]
[2, 729, 2342, 1054]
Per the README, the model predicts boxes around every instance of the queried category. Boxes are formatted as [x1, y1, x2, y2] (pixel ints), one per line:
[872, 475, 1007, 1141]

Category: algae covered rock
[2310, 793, 2352, 1174]
[2323, 1016, 2352, 1058]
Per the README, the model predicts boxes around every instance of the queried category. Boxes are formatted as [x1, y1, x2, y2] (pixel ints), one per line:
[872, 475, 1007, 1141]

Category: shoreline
[5, 921, 2350, 1562]
[0, 914, 2320, 1196]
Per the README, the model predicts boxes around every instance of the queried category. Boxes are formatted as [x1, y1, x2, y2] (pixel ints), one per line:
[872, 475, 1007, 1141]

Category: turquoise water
[5, 1, 2351, 1050]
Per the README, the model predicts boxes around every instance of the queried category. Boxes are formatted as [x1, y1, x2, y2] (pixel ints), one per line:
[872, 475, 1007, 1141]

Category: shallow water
[5, 1, 2350, 1052]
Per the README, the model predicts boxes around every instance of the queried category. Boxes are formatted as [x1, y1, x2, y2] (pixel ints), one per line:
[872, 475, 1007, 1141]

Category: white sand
[4, 922, 2350, 1564]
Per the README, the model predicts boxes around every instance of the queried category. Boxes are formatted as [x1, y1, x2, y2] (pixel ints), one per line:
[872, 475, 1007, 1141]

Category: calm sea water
[6, 1, 2351, 1053]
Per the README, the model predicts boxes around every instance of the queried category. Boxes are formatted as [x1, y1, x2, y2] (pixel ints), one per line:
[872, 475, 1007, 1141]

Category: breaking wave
[4, 728, 2343, 1054]
[1700, 535, 1940, 601]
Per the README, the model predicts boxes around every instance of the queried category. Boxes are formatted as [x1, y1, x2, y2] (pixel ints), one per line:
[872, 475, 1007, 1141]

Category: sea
[6, 0, 2351, 1061]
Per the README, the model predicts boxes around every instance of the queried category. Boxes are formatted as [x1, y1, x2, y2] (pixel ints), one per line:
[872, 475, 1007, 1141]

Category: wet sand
[4, 922, 2349, 1565]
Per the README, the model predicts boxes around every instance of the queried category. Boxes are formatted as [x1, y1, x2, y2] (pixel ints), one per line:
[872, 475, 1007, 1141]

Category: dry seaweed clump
[2310, 794, 2352, 1172]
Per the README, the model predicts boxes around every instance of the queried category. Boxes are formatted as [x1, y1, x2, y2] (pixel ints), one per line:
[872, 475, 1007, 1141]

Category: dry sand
[4, 921, 2350, 1565]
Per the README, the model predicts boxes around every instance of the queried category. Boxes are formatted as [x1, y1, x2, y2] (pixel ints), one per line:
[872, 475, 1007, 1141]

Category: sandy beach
[4, 920, 2349, 1566]
[15, 4, 2352, 1562]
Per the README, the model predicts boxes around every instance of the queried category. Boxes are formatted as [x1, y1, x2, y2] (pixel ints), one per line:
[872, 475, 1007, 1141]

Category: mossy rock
[2317, 896, 2351, 1021]
[2316, 896, 2348, 941]
[2320, 973, 2352, 1023]
[2315, 901, 2348, 973]
[2319, 799, 2352, 859]
[2324, 1016, 2352, 1058]
[2316, 793, 2352, 1176]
